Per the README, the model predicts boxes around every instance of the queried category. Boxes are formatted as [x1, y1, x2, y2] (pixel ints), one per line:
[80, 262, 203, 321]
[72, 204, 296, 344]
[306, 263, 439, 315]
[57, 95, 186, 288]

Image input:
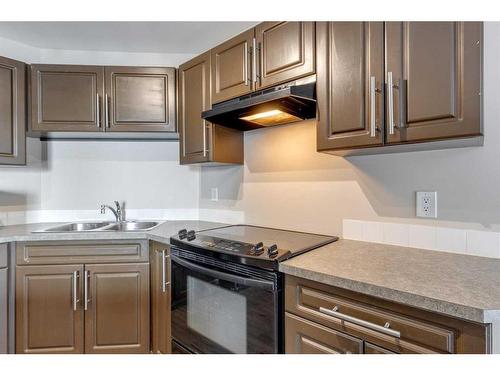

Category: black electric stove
[169, 225, 338, 354]
[170, 224, 338, 271]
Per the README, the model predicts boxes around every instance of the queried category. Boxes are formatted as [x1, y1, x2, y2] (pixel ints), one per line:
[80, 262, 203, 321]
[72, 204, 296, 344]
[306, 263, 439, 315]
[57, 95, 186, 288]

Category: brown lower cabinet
[285, 275, 491, 354]
[15, 241, 150, 354]
[150, 241, 171, 354]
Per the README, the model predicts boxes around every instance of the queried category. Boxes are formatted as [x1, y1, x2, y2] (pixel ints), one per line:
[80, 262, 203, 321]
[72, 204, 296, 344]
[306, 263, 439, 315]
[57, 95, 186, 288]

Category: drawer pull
[319, 306, 401, 338]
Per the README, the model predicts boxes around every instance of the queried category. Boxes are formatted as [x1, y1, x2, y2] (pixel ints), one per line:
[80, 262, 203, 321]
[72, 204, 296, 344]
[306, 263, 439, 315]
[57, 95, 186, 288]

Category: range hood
[202, 82, 316, 131]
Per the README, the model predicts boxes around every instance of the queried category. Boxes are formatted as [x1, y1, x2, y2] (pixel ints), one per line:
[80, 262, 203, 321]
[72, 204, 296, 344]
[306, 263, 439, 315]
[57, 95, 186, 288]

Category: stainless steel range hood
[202, 81, 316, 131]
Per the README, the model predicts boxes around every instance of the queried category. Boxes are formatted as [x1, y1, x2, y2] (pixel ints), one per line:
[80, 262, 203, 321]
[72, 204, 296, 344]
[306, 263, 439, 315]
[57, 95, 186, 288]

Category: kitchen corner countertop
[0, 220, 228, 246]
[280, 239, 500, 324]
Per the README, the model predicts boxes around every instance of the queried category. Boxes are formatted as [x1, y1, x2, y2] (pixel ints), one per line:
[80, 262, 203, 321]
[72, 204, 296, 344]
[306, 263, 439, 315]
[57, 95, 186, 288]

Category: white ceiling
[0, 22, 257, 54]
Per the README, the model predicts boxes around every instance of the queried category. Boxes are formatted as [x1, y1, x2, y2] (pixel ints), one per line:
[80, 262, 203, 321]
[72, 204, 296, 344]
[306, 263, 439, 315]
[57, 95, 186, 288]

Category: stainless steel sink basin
[105, 221, 161, 231]
[34, 221, 161, 233]
[34, 222, 113, 233]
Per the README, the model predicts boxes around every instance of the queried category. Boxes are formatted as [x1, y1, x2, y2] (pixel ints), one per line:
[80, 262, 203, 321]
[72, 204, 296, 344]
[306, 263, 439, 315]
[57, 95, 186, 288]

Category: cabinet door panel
[105, 66, 176, 132]
[15, 264, 84, 353]
[30, 65, 104, 132]
[385, 22, 482, 143]
[256, 22, 315, 89]
[211, 29, 254, 104]
[84, 263, 149, 353]
[316, 22, 384, 151]
[0, 56, 25, 165]
[179, 52, 211, 163]
[286, 312, 363, 354]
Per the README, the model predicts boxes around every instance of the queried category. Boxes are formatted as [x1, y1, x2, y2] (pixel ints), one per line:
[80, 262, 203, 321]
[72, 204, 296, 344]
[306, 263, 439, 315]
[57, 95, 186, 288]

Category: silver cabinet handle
[245, 42, 250, 86]
[96, 94, 100, 128]
[387, 71, 395, 135]
[161, 250, 171, 293]
[84, 270, 89, 310]
[252, 37, 257, 84]
[104, 94, 109, 128]
[202, 123, 208, 157]
[72, 271, 79, 311]
[319, 306, 401, 338]
[369, 76, 377, 138]
[396, 78, 406, 129]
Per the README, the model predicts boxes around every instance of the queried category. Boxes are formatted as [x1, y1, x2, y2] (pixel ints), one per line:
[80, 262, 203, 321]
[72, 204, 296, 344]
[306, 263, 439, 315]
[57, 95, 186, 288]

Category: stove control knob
[186, 230, 196, 241]
[251, 242, 264, 255]
[178, 229, 188, 239]
[267, 244, 278, 258]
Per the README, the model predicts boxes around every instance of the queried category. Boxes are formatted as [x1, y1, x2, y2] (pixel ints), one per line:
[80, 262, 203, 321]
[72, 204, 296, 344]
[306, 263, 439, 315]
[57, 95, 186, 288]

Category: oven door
[171, 252, 280, 354]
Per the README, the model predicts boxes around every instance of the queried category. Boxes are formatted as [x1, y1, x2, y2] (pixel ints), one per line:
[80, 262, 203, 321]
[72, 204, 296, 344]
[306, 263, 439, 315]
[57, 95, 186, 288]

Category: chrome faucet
[100, 201, 124, 222]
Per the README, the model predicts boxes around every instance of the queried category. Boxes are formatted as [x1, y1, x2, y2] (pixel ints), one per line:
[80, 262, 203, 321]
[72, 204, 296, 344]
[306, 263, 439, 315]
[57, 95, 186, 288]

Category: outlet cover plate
[416, 191, 437, 218]
[210, 187, 219, 201]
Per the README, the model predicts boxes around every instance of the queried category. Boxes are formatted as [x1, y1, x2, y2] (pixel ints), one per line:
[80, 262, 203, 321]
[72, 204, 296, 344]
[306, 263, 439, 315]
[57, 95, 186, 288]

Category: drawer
[16, 240, 149, 265]
[0, 243, 7, 268]
[285, 312, 363, 354]
[285, 276, 452, 353]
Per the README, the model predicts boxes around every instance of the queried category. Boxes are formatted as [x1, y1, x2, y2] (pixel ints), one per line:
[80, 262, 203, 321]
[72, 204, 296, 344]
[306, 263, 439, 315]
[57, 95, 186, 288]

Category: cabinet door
[84, 263, 149, 353]
[15, 264, 84, 353]
[179, 52, 211, 164]
[211, 29, 254, 104]
[255, 22, 315, 89]
[285, 313, 363, 354]
[30, 65, 104, 132]
[385, 22, 482, 144]
[316, 22, 384, 151]
[150, 242, 171, 354]
[104, 66, 176, 132]
[0, 55, 25, 165]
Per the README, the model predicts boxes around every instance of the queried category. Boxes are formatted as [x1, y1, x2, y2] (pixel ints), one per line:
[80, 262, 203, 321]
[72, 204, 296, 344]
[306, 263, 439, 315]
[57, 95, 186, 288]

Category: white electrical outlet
[211, 187, 219, 201]
[416, 191, 437, 218]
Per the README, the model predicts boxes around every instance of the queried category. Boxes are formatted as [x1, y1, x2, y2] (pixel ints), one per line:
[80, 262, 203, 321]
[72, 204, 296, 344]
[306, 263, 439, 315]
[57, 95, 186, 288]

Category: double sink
[34, 221, 161, 233]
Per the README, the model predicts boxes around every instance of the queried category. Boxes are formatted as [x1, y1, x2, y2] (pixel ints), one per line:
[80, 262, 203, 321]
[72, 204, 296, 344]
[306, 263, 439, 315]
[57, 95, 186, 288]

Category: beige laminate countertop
[0, 220, 228, 246]
[280, 239, 500, 324]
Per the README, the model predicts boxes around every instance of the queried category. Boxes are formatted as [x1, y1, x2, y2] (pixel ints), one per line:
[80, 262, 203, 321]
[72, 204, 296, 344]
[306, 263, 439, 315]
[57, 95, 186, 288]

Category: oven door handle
[171, 255, 276, 291]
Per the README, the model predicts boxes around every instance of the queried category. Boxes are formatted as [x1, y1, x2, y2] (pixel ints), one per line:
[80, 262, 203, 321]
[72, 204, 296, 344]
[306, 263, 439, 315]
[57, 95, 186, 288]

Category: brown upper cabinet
[316, 22, 384, 151]
[317, 22, 482, 155]
[255, 22, 315, 90]
[104, 66, 176, 132]
[211, 29, 255, 104]
[30, 64, 176, 134]
[211, 22, 316, 104]
[0, 55, 26, 165]
[30, 65, 104, 132]
[179, 52, 243, 165]
[385, 22, 482, 144]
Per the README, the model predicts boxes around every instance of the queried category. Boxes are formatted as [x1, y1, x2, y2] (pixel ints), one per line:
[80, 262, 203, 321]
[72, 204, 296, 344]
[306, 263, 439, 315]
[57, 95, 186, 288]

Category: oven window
[187, 276, 247, 353]
[171, 255, 278, 354]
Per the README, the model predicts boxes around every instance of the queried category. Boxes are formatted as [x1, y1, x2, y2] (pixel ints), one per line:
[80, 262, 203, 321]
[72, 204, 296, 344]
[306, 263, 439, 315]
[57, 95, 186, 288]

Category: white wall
[0, 37, 199, 225]
[200, 22, 500, 236]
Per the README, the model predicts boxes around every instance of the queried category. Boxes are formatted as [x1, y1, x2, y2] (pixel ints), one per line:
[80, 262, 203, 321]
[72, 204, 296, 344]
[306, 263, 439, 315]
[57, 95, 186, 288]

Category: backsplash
[343, 219, 500, 258]
[0, 208, 244, 226]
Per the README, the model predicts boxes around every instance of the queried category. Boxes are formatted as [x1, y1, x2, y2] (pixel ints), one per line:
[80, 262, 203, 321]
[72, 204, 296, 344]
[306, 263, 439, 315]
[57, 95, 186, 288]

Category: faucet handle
[114, 201, 120, 209]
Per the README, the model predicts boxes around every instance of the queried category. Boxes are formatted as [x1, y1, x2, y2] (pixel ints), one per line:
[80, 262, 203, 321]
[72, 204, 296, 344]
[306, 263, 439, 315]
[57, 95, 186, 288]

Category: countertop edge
[279, 262, 498, 324]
